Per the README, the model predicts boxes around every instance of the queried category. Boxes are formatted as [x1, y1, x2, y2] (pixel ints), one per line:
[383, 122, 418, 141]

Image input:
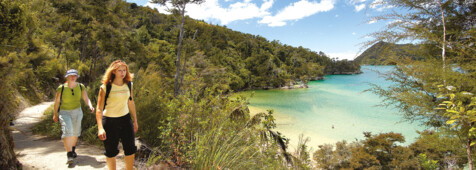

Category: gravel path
[13, 102, 126, 170]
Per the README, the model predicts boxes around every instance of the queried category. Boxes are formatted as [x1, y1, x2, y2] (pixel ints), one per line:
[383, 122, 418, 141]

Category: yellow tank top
[101, 83, 131, 117]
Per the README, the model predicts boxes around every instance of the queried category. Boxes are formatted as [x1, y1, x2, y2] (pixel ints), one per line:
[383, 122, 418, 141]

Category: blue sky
[125, 0, 393, 60]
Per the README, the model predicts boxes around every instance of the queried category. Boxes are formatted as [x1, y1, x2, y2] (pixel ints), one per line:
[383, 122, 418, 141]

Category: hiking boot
[67, 152, 74, 164]
[72, 147, 77, 158]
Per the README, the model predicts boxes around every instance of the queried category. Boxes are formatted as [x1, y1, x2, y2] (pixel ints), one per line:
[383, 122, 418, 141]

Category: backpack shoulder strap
[60, 84, 65, 97]
[79, 83, 83, 97]
[58, 84, 65, 112]
[103, 84, 112, 110]
[127, 81, 132, 101]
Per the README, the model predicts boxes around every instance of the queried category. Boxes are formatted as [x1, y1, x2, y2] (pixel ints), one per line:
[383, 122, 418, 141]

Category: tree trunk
[57, 32, 70, 68]
[58, 17, 72, 68]
[467, 138, 473, 170]
[178, 52, 187, 95]
[178, 29, 198, 93]
[0, 128, 20, 169]
[80, 32, 88, 61]
[173, 4, 186, 97]
[0, 105, 21, 169]
[439, 0, 447, 86]
[89, 43, 99, 84]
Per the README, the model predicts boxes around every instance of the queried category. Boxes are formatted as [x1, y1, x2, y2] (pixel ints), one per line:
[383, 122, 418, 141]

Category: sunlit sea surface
[240, 66, 424, 150]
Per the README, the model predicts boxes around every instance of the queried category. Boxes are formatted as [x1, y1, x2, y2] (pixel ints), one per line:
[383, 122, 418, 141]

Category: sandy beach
[248, 106, 336, 153]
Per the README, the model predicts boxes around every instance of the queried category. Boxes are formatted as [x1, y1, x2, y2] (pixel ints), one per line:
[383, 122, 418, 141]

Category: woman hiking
[96, 60, 138, 170]
[53, 69, 95, 164]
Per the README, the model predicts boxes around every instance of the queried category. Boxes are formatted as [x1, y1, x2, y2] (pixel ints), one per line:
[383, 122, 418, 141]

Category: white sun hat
[65, 69, 79, 78]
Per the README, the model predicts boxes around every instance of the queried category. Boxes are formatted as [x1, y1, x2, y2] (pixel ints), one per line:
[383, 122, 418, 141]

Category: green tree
[360, 132, 418, 169]
[0, 0, 29, 168]
[151, 0, 204, 97]
[437, 86, 476, 168]
[418, 153, 438, 170]
[314, 132, 420, 169]
[410, 130, 466, 168]
[367, 0, 476, 168]
[314, 141, 355, 169]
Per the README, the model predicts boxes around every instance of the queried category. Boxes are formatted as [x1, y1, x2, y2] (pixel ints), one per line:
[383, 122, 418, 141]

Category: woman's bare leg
[125, 154, 135, 170]
[106, 157, 116, 170]
[62, 137, 73, 152]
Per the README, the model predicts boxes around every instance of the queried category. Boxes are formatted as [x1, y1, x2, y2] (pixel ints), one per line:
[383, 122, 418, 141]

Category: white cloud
[347, 0, 366, 12]
[387, 19, 401, 25]
[368, 19, 377, 24]
[259, 0, 335, 27]
[369, 0, 391, 11]
[260, 0, 274, 11]
[352, 32, 356, 35]
[145, 0, 335, 27]
[369, 0, 382, 8]
[347, 0, 392, 12]
[348, 0, 367, 5]
[145, 0, 274, 25]
[354, 4, 365, 12]
[328, 51, 360, 60]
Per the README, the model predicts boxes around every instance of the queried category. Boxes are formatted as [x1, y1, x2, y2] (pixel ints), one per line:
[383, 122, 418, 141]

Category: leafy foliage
[437, 86, 476, 144]
[410, 130, 466, 168]
[314, 132, 420, 169]
[133, 67, 303, 168]
[1, 0, 45, 168]
[418, 153, 438, 170]
[365, 0, 476, 168]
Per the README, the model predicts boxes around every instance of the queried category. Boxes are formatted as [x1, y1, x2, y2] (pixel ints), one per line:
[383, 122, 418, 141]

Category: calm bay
[241, 66, 424, 149]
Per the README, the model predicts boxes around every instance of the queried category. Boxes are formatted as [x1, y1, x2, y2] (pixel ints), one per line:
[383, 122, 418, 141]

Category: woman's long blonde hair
[101, 60, 133, 85]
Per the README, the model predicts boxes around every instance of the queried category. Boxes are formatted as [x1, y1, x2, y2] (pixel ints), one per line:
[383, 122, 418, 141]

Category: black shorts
[102, 113, 137, 157]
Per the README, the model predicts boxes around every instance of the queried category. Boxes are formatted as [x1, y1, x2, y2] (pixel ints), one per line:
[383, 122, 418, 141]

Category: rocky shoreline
[331, 70, 363, 75]
[280, 84, 308, 89]
[248, 70, 363, 90]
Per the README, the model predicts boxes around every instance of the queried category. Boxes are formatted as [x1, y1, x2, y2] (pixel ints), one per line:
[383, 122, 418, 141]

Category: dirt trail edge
[13, 102, 126, 170]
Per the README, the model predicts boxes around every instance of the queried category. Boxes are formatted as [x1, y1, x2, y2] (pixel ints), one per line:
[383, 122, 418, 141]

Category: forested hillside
[354, 41, 420, 65]
[4, 0, 359, 93]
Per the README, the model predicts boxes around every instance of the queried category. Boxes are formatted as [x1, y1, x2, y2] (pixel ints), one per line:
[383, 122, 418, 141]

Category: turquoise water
[242, 66, 423, 148]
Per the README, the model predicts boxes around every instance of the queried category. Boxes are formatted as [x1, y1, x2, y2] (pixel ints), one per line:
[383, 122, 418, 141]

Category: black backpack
[58, 83, 83, 112]
[103, 81, 133, 110]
